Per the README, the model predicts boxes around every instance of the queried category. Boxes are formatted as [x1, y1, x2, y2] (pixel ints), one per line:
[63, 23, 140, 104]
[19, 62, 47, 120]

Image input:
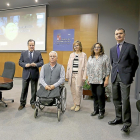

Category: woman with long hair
[87, 43, 111, 119]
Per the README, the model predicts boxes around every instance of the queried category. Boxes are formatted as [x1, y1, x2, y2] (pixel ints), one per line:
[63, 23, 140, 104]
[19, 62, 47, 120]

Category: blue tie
[117, 44, 120, 58]
[30, 52, 33, 63]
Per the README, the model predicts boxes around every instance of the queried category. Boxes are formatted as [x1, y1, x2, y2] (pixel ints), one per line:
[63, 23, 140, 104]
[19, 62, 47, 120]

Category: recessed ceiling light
[35, 0, 38, 2]
[7, 3, 10, 6]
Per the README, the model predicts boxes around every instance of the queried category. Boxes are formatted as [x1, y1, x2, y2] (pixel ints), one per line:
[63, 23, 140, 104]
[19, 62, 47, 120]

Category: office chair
[136, 99, 140, 125]
[136, 100, 140, 112]
[0, 61, 15, 107]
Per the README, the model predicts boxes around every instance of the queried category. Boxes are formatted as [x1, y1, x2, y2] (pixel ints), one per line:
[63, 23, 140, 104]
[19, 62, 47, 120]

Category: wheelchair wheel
[34, 108, 38, 118]
[57, 109, 61, 122]
[61, 87, 67, 113]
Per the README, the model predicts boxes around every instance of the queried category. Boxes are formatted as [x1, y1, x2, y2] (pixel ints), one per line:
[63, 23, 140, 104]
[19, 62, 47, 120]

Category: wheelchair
[34, 85, 67, 122]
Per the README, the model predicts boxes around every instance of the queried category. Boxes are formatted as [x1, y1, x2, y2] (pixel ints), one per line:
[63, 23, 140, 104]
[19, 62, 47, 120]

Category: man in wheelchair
[36, 51, 65, 106]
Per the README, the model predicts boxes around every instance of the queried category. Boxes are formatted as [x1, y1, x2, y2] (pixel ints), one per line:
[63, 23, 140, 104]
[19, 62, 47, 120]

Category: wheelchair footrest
[39, 97, 54, 106]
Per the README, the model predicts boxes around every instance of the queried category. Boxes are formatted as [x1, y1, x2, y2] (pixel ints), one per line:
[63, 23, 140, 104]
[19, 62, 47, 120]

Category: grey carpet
[0, 78, 140, 140]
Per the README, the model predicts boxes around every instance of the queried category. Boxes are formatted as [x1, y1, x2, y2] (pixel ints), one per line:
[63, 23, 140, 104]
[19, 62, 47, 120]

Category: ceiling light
[7, 3, 10, 6]
[35, 0, 38, 2]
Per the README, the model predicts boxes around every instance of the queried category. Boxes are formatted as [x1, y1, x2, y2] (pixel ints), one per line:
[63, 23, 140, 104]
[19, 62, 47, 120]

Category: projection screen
[0, 5, 47, 52]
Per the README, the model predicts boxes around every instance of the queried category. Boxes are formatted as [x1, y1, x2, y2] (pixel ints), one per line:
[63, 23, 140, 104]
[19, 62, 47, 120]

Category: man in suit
[108, 28, 139, 132]
[18, 39, 44, 110]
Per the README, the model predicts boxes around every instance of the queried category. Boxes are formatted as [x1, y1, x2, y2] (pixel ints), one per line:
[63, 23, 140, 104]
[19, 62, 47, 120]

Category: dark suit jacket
[110, 42, 139, 85]
[19, 50, 44, 80]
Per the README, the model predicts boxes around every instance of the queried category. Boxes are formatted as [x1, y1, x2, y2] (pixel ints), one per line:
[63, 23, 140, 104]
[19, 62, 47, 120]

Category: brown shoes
[18, 104, 36, 110]
[31, 104, 36, 109]
[18, 105, 25, 110]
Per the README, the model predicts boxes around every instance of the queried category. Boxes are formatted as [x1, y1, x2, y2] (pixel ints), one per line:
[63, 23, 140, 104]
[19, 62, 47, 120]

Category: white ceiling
[0, 0, 105, 10]
[0, 0, 50, 10]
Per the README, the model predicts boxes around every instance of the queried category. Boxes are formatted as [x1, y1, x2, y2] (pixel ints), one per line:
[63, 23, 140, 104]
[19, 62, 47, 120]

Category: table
[0, 77, 13, 84]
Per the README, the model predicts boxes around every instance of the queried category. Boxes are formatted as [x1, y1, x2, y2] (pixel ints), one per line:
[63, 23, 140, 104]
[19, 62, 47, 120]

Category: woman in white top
[87, 43, 111, 119]
[66, 40, 87, 112]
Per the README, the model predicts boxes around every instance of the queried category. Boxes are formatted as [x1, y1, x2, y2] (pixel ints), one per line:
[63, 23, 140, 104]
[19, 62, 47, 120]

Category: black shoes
[91, 111, 104, 119]
[91, 111, 99, 116]
[98, 113, 104, 119]
[108, 119, 130, 133]
[18, 105, 25, 110]
[0, 91, 2, 100]
[121, 125, 130, 133]
[108, 119, 122, 125]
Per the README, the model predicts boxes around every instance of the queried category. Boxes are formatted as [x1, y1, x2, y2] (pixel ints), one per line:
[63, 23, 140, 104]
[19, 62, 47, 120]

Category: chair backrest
[2, 61, 15, 79]
[136, 100, 140, 112]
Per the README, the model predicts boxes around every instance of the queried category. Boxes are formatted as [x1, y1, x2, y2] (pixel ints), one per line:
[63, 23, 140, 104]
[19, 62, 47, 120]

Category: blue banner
[53, 29, 74, 51]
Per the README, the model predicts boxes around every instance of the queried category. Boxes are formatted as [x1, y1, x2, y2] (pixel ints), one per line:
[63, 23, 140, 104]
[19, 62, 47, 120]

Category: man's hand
[31, 63, 37, 67]
[50, 85, 55, 90]
[25, 63, 31, 67]
[45, 85, 51, 90]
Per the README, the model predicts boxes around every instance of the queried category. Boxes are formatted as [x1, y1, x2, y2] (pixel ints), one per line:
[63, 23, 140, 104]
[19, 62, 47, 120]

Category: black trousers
[0, 91, 2, 100]
[20, 74, 38, 106]
[112, 73, 131, 126]
[90, 83, 105, 113]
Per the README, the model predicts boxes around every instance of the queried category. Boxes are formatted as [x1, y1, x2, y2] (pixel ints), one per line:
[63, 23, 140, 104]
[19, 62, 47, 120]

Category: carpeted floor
[0, 78, 140, 140]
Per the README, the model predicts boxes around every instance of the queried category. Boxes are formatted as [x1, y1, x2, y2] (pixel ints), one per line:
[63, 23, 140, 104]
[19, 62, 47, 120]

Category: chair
[136, 100, 140, 125]
[0, 61, 15, 107]
[136, 100, 140, 112]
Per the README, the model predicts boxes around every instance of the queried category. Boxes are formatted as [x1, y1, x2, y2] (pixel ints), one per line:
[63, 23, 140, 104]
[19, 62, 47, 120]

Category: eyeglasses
[94, 47, 101, 49]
